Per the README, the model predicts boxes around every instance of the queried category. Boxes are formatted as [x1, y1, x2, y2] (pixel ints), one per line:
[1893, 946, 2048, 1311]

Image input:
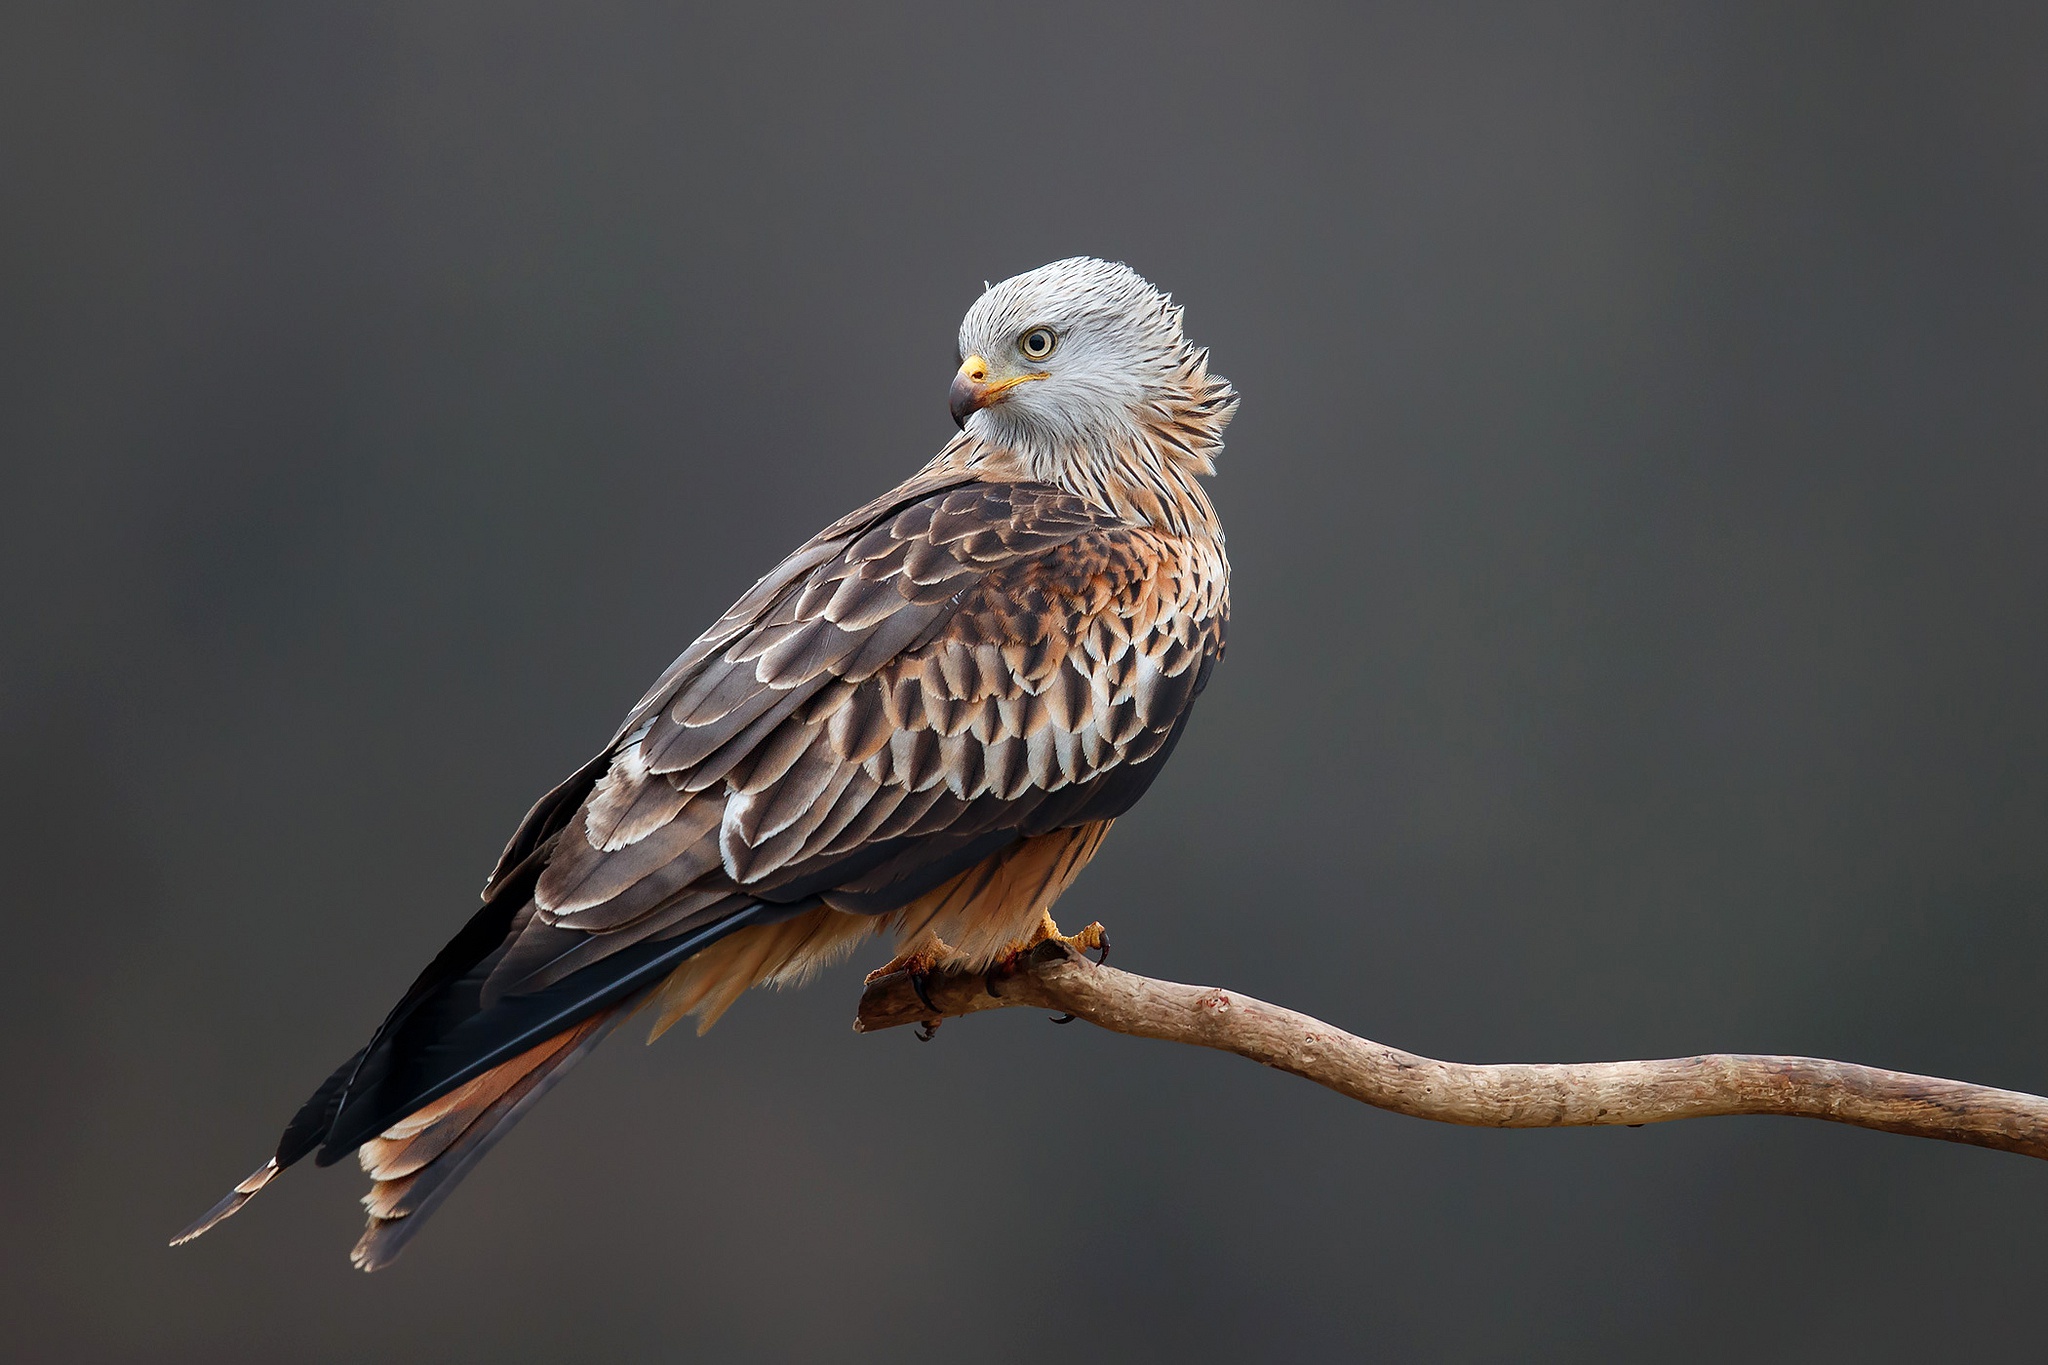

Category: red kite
[174, 257, 1237, 1268]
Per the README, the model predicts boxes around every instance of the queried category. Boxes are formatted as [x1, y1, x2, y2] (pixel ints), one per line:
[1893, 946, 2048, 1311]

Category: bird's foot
[986, 914, 1111, 983]
[1020, 912, 1111, 965]
[980, 915, 1111, 1024]
[866, 937, 959, 1039]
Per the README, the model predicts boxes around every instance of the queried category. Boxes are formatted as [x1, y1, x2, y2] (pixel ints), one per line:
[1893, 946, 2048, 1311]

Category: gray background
[5, 3, 2046, 1360]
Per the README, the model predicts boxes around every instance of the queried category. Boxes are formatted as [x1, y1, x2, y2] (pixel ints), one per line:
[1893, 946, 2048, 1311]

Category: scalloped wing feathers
[516, 480, 1222, 953]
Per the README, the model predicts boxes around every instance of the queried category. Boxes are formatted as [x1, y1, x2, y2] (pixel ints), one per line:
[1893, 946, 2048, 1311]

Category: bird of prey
[172, 257, 1237, 1269]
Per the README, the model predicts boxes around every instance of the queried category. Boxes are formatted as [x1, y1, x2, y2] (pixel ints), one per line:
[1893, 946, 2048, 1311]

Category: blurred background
[5, 2, 2047, 1359]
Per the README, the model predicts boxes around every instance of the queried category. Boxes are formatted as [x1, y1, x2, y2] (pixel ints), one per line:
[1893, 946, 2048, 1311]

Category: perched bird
[172, 257, 1237, 1269]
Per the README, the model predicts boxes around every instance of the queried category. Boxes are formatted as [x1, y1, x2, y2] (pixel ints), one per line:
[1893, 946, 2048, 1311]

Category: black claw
[910, 969, 942, 1040]
[983, 966, 1005, 998]
[1092, 933, 1111, 966]
[1049, 1013, 1076, 1025]
[909, 969, 939, 1014]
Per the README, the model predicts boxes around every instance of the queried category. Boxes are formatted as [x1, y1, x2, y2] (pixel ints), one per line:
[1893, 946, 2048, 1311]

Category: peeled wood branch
[855, 931, 2048, 1161]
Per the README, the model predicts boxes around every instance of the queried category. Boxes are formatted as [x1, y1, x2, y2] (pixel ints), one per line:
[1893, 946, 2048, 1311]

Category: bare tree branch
[855, 930, 2048, 1161]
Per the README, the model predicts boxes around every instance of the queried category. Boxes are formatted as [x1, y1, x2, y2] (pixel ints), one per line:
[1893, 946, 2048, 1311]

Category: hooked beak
[949, 354, 1048, 428]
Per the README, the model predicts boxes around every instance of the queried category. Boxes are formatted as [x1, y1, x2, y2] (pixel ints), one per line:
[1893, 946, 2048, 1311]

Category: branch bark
[855, 932, 2048, 1161]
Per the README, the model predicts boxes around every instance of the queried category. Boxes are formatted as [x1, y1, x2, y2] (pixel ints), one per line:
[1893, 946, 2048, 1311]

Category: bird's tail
[169, 901, 881, 1268]
[347, 910, 874, 1268]
[168, 1004, 629, 1268]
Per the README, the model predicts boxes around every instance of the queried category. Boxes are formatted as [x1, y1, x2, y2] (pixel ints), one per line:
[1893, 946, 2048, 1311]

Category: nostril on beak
[951, 353, 996, 429]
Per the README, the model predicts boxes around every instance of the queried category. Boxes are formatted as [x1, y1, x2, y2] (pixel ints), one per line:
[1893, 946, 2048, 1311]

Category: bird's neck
[930, 383, 1234, 542]
[928, 429, 1217, 540]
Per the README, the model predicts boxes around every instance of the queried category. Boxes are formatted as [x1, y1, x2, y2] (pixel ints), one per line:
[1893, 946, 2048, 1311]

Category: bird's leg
[864, 932, 962, 985]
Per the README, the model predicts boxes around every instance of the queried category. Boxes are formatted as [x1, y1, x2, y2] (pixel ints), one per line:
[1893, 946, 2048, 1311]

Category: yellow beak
[949, 354, 1049, 428]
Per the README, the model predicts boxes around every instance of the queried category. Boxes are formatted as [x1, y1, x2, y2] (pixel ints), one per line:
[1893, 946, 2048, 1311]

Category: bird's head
[950, 258, 1236, 480]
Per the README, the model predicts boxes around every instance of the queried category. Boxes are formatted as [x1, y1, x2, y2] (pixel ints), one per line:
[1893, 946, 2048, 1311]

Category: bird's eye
[1019, 327, 1057, 360]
